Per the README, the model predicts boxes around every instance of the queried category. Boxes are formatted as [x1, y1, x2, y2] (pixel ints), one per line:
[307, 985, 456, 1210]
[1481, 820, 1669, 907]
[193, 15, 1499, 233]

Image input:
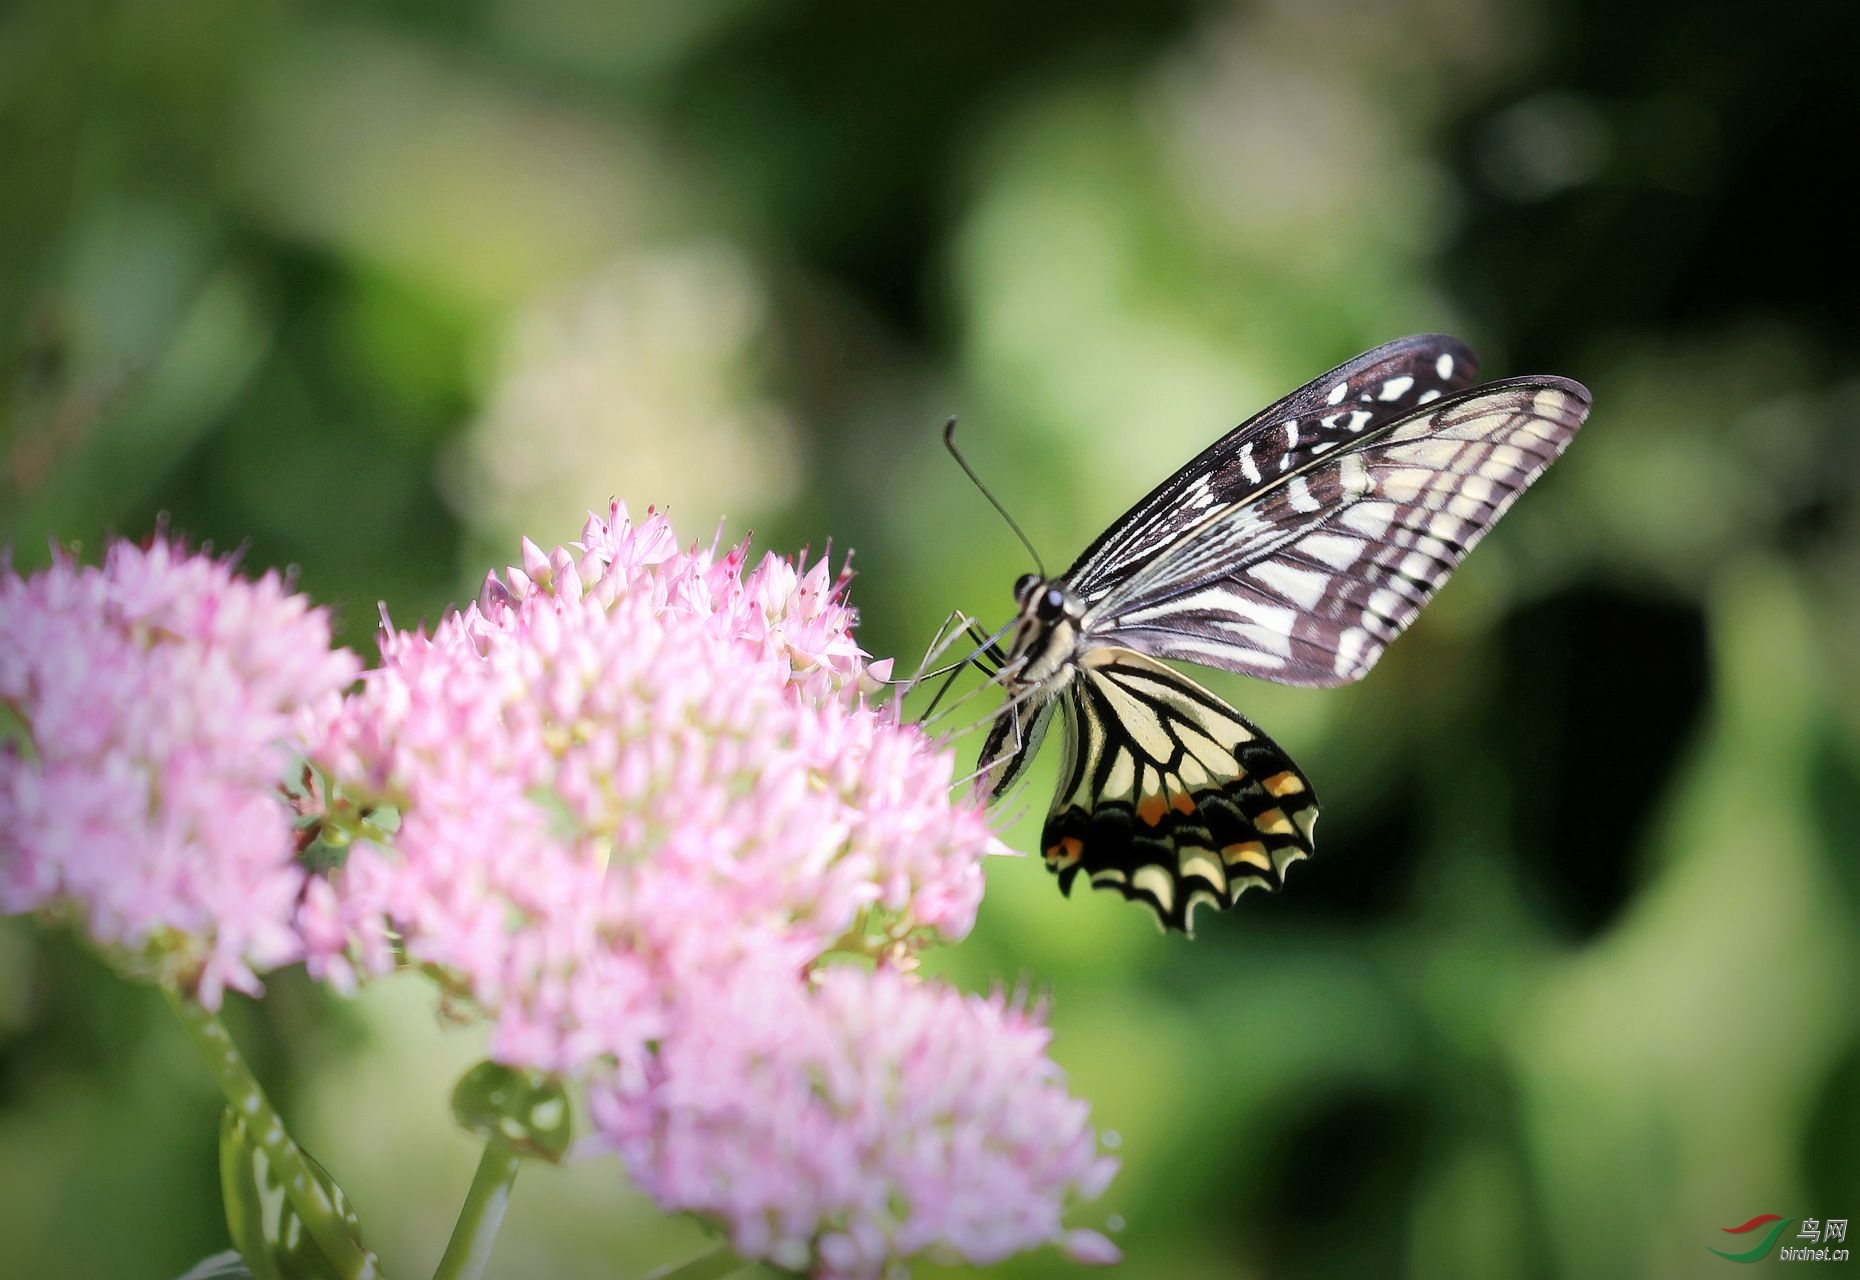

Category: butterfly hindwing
[1039, 648, 1318, 934]
[978, 693, 1057, 804]
[1066, 335, 1479, 601]
[1090, 377, 1591, 686]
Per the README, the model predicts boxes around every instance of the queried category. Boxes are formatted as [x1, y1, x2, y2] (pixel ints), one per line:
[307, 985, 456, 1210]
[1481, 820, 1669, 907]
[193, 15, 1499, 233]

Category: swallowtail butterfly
[973, 334, 1590, 933]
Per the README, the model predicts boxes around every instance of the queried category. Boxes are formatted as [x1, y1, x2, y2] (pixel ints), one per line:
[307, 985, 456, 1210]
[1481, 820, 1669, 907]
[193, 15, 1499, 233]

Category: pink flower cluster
[0, 538, 360, 1006]
[303, 505, 1118, 1272]
[596, 966, 1120, 1279]
[301, 504, 995, 1076]
[3, 511, 1121, 1276]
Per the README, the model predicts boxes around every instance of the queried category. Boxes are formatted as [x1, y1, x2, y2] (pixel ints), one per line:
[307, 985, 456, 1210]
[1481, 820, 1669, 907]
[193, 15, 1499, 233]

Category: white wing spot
[1334, 627, 1368, 676]
[1248, 559, 1330, 609]
[1181, 848, 1225, 887]
[1339, 452, 1372, 496]
[1213, 604, 1299, 654]
[1340, 501, 1394, 539]
[1132, 865, 1176, 915]
[1367, 586, 1407, 622]
[1488, 444, 1526, 474]
[1398, 550, 1438, 582]
[1347, 410, 1373, 431]
[1176, 724, 1237, 775]
[1327, 381, 1349, 405]
[1381, 468, 1429, 502]
[1104, 750, 1135, 797]
[1436, 353, 1455, 379]
[1284, 420, 1300, 447]
[1190, 641, 1282, 670]
[1122, 588, 1297, 656]
[1285, 477, 1322, 513]
[1301, 532, 1364, 570]
[1416, 388, 1442, 404]
[1390, 439, 1466, 468]
[1239, 443, 1261, 484]
[1379, 375, 1415, 401]
[1208, 625, 1295, 661]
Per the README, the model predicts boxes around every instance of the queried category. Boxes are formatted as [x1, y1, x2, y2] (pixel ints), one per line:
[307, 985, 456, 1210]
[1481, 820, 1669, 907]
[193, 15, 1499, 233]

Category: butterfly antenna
[944, 417, 1047, 576]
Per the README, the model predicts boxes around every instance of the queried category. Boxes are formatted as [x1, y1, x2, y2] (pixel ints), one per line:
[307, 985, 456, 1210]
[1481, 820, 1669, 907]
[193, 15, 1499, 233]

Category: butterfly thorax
[1001, 573, 1087, 694]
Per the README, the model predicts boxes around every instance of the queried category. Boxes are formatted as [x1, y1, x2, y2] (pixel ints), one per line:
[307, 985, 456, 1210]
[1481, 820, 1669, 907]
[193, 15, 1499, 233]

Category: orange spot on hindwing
[1256, 808, 1295, 837]
[1044, 836, 1084, 869]
[1222, 841, 1272, 871]
[1136, 795, 1167, 826]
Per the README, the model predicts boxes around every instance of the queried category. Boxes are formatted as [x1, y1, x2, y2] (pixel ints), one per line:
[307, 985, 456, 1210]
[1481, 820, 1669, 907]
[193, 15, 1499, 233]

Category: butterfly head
[1004, 574, 1084, 690]
[1012, 572, 1071, 618]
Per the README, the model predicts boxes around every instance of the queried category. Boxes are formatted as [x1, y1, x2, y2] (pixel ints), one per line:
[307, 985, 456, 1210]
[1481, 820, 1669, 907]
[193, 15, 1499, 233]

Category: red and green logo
[1711, 1214, 1795, 1262]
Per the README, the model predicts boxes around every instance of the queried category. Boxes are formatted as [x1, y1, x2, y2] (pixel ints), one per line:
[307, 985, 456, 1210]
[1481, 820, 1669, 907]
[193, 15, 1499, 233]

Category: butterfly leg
[963, 620, 1007, 673]
[916, 617, 1019, 722]
[877, 608, 980, 715]
[883, 608, 974, 687]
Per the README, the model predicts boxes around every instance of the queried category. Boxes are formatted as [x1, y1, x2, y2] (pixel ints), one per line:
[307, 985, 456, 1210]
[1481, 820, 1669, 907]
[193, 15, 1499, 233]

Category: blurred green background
[3, 0, 1858, 1277]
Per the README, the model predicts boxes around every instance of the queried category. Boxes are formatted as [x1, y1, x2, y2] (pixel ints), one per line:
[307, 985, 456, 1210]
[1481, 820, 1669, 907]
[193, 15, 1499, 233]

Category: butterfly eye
[1036, 586, 1068, 621]
[1013, 572, 1041, 603]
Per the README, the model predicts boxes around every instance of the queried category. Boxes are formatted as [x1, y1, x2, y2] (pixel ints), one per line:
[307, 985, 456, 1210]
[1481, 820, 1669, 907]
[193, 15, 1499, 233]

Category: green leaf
[219, 1107, 379, 1280]
[450, 1062, 572, 1163]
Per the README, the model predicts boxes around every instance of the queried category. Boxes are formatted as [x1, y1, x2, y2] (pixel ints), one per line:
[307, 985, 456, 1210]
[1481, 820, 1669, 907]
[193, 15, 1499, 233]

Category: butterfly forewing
[1089, 377, 1591, 686]
[1066, 335, 1479, 602]
[1039, 648, 1319, 934]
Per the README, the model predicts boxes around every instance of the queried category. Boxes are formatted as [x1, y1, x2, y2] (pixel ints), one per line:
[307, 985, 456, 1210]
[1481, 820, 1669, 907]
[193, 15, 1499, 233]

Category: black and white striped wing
[1040, 647, 1319, 934]
[1065, 334, 1479, 602]
[1087, 378, 1591, 687]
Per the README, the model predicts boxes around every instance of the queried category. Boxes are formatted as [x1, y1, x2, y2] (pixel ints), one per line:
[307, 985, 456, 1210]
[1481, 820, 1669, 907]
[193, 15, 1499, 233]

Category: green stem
[642, 1242, 747, 1280]
[431, 1139, 523, 1280]
[165, 987, 375, 1279]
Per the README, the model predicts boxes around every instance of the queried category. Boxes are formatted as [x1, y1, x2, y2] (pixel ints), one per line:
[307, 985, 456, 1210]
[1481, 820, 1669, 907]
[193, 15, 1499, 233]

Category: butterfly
[970, 334, 1591, 934]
